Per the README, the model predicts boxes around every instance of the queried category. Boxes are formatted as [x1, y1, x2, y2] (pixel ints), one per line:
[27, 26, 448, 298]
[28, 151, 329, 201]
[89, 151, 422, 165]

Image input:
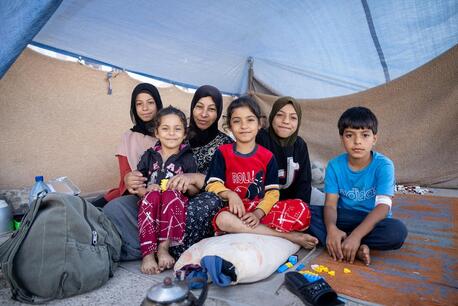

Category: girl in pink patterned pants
[135, 106, 198, 274]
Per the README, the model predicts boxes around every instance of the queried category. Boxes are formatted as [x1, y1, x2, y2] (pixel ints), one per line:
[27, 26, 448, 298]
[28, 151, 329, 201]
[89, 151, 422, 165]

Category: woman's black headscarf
[130, 83, 163, 135]
[188, 85, 223, 148]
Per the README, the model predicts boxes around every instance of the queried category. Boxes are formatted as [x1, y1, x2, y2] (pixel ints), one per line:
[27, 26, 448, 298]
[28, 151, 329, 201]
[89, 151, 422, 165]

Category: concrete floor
[0, 188, 456, 305]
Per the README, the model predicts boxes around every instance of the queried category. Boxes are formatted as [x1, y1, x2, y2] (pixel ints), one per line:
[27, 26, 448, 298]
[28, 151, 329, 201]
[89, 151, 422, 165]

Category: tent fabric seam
[361, 0, 391, 82]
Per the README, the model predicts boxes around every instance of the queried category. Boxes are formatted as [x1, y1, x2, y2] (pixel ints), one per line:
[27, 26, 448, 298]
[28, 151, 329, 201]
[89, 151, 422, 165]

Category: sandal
[284, 271, 345, 306]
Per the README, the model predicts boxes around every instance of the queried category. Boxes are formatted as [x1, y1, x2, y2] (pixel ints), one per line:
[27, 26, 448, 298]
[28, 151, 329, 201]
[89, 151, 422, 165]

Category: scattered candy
[344, 268, 351, 274]
[328, 270, 335, 276]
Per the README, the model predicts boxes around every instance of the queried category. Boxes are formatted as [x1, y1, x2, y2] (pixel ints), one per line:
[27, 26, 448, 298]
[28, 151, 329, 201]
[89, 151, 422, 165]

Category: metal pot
[0, 200, 13, 235]
[141, 277, 207, 306]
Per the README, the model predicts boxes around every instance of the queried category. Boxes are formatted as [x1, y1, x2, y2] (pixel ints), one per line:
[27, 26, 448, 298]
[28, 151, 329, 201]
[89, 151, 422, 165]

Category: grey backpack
[0, 193, 122, 304]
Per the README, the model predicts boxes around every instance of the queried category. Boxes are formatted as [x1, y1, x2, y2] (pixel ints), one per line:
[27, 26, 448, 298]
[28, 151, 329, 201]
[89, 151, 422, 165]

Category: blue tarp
[2, 0, 457, 97]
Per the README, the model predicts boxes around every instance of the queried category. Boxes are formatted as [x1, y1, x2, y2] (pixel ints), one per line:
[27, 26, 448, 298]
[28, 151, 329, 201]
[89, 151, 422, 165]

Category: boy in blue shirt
[308, 107, 407, 265]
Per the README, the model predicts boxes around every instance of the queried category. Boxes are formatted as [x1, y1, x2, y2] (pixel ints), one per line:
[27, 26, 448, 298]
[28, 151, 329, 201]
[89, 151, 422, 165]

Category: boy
[308, 106, 407, 265]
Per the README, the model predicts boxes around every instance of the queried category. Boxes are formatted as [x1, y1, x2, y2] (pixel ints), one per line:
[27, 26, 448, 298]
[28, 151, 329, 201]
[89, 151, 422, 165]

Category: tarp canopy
[1, 0, 457, 97]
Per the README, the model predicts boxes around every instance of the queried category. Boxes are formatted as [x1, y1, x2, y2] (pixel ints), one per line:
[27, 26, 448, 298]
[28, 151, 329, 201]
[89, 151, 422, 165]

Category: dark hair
[338, 106, 378, 135]
[226, 96, 262, 127]
[152, 106, 188, 136]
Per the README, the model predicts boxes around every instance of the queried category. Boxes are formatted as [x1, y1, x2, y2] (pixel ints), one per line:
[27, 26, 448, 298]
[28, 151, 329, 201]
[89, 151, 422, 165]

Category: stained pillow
[174, 233, 299, 283]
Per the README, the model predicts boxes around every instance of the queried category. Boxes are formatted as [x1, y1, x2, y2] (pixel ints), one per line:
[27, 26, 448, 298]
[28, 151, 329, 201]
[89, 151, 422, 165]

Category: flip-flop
[284, 271, 345, 306]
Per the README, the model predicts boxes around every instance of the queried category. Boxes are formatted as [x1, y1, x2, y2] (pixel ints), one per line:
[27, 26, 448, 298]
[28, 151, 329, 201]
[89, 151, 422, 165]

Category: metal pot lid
[145, 277, 189, 303]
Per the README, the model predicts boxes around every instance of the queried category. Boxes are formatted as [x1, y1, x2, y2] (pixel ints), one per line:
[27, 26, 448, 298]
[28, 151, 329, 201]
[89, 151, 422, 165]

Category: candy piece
[328, 270, 335, 276]
[160, 179, 169, 191]
[288, 255, 298, 265]
[303, 272, 322, 283]
[295, 263, 305, 271]
[277, 261, 294, 272]
[344, 268, 351, 274]
[311, 264, 320, 272]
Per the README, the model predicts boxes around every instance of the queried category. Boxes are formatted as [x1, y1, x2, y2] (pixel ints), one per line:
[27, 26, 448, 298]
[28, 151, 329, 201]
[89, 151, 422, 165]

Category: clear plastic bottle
[29, 176, 50, 206]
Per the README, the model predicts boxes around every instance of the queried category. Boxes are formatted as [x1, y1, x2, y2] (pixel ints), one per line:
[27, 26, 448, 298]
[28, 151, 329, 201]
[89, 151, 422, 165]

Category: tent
[0, 0, 457, 192]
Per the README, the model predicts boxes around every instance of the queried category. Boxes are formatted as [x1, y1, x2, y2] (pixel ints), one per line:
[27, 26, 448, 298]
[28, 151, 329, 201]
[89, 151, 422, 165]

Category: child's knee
[215, 211, 233, 231]
[387, 219, 408, 249]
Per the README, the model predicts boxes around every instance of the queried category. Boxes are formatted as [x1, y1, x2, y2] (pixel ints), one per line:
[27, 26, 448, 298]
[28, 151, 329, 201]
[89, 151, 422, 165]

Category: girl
[206, 96, 317, 249]
[93, 83, 163, 207]
[136, 106, 198, 274]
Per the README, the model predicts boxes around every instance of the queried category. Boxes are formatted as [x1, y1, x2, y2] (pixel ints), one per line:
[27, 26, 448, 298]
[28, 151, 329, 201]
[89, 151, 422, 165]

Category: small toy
[277, 255, 298, 272]
[295, 263, 305, 271]
[343, 268, 351, 274]
[301, 270, 322, 283]
[160, 179, 169, 192]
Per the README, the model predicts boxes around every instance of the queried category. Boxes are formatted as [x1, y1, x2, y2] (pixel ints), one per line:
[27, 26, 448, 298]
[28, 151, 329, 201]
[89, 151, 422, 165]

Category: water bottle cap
[35, 176, 44, 182]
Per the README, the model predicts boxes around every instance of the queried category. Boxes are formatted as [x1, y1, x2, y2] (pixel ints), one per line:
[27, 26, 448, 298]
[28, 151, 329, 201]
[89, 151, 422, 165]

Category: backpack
[0, 193, 122, 304]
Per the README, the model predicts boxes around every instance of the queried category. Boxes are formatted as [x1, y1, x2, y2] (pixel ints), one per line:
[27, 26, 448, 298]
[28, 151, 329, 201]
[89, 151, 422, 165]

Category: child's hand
[227, 191, 245, 218]
[241, 212, 260, 228]
[326, 226, 347, 262]
[146, 184, 161, 192]
[341, 234, 362, 264]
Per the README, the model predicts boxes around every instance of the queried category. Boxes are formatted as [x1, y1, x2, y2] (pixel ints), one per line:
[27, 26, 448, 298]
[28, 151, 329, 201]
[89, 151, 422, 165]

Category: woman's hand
[167, 173, 193, 193]
[124, 170, 147, 194]
[226, 191, 245, 218]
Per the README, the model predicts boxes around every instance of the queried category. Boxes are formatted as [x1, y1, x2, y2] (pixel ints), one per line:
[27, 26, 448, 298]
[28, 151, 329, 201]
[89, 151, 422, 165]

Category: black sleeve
[295, 139, 312, 204]
[136, 150, 151, 179]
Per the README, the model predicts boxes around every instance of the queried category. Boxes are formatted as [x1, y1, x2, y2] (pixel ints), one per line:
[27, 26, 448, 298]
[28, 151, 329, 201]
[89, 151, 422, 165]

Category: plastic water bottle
[29, 176, 50, 206]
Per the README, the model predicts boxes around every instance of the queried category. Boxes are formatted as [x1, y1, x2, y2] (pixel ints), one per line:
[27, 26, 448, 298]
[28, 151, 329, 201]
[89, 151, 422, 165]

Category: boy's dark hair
[226, 96, 262, 127]
[338, 106, 378, 135]
[152, 105, 188, 136]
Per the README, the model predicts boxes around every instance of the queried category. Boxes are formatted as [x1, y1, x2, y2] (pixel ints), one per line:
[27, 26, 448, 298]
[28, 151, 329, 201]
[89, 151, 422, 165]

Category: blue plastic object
[29, 176, 49, 206]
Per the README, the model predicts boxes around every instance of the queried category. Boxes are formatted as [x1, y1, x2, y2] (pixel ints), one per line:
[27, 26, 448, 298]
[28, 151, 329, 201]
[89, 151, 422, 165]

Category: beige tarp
[0, 46, 456, 193]
[254, 46, 458, 188]
[0, 49, 232, 193]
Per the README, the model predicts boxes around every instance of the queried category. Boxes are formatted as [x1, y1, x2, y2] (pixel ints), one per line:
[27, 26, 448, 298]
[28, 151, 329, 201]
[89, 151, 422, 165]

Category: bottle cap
[35, 176, 44, 181]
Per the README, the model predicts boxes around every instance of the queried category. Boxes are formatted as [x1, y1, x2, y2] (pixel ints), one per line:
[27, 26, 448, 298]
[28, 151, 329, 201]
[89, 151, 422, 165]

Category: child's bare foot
[141, 253, 160, 274]
[289, 232, 319, 249]
[357, 244, 370, 265]
[157, 243, 175, 271]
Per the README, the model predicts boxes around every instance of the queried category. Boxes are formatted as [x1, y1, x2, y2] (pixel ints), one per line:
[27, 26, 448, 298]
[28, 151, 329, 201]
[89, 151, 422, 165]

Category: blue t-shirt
[324, 151, 395, 217]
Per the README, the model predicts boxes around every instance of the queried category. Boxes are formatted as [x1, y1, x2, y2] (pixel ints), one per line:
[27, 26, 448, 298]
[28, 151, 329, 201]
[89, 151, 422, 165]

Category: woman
[93, 83, 163, 207]
[255, 96, 318, 246]
[103, 85, 233, 261]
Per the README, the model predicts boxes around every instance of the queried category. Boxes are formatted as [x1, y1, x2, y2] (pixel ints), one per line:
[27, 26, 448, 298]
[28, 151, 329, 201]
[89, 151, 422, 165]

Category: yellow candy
[160, 179, 169, 191]
[344, 268, 351, 274]
[328, 271, 335, 276]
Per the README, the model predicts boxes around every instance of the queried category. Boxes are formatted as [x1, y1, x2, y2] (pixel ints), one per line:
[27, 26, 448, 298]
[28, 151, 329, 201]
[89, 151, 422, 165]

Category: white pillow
[174, 233, 299, 283]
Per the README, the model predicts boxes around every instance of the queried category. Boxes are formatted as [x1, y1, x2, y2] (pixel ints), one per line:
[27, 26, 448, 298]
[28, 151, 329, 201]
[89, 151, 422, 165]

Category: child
[308, 106, 408, 265]
[92, 83, 163, 207]
[206, 96, 317, 249]
[136, 106, 198, 274]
